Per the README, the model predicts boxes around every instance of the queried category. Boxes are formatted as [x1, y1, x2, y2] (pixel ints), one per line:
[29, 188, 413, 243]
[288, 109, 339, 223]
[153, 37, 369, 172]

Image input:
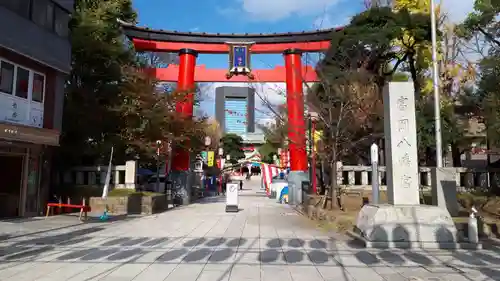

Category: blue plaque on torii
[226, 43, 254, 79]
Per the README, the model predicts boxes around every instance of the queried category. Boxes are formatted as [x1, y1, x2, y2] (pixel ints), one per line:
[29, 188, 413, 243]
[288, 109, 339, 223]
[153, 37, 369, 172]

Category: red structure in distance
[121, 24, 339, 175]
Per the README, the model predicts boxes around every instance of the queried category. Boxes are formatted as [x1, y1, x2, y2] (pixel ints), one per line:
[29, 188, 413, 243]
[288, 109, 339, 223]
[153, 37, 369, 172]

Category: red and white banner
[262, 163, 279, 196]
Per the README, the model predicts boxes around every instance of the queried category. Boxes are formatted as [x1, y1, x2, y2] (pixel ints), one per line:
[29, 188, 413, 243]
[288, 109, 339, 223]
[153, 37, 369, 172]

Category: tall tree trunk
[425, 146, 436, 166]
[451, 144, 462, 167]
[319, 159, 326, 195]
[330, 148, 339, 209]
[408, 52, 420, 98]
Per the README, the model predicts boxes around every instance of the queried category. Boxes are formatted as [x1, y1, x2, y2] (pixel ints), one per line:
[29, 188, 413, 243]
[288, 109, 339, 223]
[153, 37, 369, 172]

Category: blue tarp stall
[279, 186, 289, 204]
[137, 168, 154, 176]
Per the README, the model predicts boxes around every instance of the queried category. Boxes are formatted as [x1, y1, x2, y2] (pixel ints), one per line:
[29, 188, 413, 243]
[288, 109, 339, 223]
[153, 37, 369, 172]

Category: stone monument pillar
[383, 82, 420, 205]
[354, 82, 476, 249]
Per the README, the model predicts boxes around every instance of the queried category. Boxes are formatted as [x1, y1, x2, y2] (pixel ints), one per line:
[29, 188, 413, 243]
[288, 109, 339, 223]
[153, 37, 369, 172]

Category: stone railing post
[63, 172, 71, 184]
[125, 160, 138, 189]
[88, 172, 96, 186]
[100, 171, 107, 185]
[76, 172, 84, 185]
[348, 170, 355, 186]
[479, 171, 489, 190]
[336, 161, 343, 186]
[361, 170, 368, 186]
[114, 169, 120, 186]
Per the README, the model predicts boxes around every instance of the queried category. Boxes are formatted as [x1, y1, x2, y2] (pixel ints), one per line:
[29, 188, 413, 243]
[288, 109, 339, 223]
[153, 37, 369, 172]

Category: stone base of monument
[169, 170, 192, 205]
[225, 205, 239, 212]
[350, 204, 482, 250]
[287, 171, 309, 205]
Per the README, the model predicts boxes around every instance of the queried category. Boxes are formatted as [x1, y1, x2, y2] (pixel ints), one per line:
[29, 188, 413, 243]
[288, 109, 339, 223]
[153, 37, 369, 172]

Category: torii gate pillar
[283, 49, 309, 205]
[170, 48, 198, 205]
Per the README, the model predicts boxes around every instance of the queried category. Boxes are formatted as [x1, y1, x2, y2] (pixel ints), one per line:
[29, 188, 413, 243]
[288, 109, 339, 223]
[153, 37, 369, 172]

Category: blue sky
[133, 0, 364, 69]
[132, 0, 365, 121]
[132, 0, 475, 122]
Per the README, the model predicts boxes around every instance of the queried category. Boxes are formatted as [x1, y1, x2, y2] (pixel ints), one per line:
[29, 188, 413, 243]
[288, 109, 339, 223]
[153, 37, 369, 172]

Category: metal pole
[156, 155, 160, 192]
[156, 140, 161, 192]
[430, 0, 443, 167]
[311, 120, 317, 194]
[370, 143, 379, 204]
[308, 115, 313, 192]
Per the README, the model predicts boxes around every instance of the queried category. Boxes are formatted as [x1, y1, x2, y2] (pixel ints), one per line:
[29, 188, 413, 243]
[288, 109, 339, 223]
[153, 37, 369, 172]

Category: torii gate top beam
[121, 22, 340, 54]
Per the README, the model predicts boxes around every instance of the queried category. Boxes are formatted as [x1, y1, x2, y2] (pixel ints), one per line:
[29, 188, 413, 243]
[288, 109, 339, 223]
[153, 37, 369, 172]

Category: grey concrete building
[215, 86, 256, 135]
[0, 0, 73, 217]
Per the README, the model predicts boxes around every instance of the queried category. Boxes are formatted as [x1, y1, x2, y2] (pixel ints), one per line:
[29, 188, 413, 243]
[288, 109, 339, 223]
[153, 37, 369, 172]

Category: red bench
[46, 200, 91, 221]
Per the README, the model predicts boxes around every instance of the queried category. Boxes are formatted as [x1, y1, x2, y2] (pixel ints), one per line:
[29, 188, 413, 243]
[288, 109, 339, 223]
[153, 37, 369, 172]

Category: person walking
[239, 180, 243, 190]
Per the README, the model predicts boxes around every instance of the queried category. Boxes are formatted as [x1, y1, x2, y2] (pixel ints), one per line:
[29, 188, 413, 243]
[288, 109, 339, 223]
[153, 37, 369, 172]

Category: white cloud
[235, 0, 342, 22]
[312, 11, 351, 29]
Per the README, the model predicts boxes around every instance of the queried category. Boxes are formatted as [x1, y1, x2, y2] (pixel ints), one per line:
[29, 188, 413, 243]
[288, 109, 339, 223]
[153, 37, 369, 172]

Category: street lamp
[155, 140, 162, 192]
[430, 0, 443, 167]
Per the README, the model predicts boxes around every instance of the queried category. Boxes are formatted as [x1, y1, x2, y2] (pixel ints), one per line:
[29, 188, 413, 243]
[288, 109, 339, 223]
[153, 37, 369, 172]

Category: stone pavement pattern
[0, 177, 499, 281]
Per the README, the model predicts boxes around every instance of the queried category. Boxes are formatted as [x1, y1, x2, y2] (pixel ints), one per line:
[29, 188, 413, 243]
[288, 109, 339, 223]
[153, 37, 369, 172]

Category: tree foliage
[56, 0, 207, 168]
[260, 105, 288, 147]
[220, 133, 245, 164]
[458, 0, 500, 49]
[317, 7, 434, 163]
[310, 6, 466, 206]
[458, 0, 500, 148]
[258, 142, 278, 164]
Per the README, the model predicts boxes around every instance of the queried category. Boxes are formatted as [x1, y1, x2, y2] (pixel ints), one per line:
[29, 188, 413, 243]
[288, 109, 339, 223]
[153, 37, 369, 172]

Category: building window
[32, 73, 45, 103]
[0, 61, 14, 95]
[54, 5, 69, 37]
[32, 0, 54, 30]
[0, 0, 31, 18]
[224, 98, 248, 135]
[15, 67, 29, 99]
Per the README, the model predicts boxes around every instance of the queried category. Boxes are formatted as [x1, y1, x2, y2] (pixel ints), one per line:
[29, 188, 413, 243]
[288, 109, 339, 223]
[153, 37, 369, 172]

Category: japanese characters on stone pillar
[383, 82, 420, 205]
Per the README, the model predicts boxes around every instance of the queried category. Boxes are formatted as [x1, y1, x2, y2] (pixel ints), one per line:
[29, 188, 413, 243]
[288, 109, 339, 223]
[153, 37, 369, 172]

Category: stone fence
[54, 160, 496, 192]
[54, 160, 138, 189]
[339, 164, 496, 191]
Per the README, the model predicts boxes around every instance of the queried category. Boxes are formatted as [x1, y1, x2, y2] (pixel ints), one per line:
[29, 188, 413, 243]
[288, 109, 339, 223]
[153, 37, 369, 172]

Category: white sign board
[0, 94, 44, 128]
[226, 182, 239, 211]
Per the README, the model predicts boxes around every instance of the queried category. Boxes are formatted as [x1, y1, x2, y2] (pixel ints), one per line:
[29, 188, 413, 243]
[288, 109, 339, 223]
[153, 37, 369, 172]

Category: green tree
[458, 0, 500, 150]
[57, 0, 137, 166]
[220, 134, 245, 164]
[56, 0, 208, 169]
[313, 6, 463, 207]
[258, 142, 278, 164]
[458, 0, 500, 48]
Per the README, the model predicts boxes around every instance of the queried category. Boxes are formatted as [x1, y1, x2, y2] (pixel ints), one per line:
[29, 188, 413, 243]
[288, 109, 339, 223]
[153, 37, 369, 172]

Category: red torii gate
[121, 23, 339, 179]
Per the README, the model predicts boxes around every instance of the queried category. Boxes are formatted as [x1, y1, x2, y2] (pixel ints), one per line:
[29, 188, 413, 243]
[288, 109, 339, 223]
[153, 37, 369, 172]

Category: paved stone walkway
[0, 177, 499, 280]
